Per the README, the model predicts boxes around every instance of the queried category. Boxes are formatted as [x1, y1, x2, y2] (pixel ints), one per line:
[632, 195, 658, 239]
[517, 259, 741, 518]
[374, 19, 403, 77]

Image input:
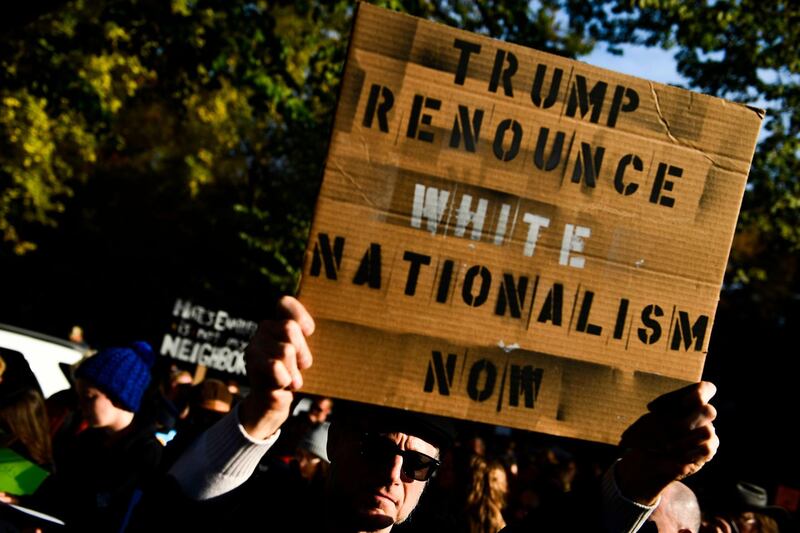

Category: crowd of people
[0, 298, 794, 532]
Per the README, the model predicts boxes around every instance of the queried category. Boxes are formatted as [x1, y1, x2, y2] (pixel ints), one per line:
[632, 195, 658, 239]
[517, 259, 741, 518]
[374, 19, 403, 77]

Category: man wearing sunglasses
[165, 296, 718, 532]
[319, 407, 454, 531]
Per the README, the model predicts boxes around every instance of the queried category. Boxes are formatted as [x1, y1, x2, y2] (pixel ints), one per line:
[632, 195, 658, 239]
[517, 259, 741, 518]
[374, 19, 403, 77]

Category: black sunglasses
[358, 433, 440, 481]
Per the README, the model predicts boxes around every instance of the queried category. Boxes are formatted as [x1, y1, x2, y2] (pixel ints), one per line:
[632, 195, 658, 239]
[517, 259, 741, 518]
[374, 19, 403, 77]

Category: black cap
[334, 401, 456, 450]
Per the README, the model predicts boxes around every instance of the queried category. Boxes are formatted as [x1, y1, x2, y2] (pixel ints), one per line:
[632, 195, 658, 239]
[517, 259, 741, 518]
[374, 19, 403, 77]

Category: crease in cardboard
[649, 82, 719, 171]
[330, 158, 378, 208]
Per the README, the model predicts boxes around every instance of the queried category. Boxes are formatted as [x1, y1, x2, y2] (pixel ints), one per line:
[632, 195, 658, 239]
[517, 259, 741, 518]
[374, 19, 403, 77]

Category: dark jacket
[33, 418, 162, 532]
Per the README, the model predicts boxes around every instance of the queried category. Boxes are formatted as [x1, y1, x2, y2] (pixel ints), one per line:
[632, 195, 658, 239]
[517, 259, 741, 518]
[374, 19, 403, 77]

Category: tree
[0, 0, 353, 295]
[2, 0, 796, 324]
[565, 0, 800, 312]
[0, 0, 596, 304]
[0, 0, 795, 491]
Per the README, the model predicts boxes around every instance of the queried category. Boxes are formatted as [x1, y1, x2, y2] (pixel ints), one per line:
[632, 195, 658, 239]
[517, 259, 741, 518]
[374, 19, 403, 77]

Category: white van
[0, 324, 89, 398]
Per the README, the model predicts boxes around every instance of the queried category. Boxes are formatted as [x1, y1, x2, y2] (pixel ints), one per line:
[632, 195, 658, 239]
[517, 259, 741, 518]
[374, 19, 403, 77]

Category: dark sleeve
[500, 465, 655, 533]
[128, 458, 303, 532]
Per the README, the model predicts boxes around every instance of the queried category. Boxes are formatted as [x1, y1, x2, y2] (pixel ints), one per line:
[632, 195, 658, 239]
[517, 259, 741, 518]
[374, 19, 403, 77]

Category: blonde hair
[465, 456, 508, 533]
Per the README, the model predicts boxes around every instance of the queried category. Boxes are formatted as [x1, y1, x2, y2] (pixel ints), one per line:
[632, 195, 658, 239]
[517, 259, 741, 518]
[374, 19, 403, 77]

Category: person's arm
[168, 404, 281, 499]
[604, 381, 719, 532]
[600, 460, 659, 532]
[168, 296, 315, 500]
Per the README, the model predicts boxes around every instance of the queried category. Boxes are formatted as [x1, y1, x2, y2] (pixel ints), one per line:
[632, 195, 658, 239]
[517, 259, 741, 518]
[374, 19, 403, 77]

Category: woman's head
[0, 388, 53, 466]
[466, 456, 509, 533]
[469, 457, 508, 507]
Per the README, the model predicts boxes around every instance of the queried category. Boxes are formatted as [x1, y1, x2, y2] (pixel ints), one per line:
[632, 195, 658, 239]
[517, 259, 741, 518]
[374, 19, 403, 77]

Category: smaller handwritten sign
[159, 298, 257, 377]
[0, 448, 50, 496]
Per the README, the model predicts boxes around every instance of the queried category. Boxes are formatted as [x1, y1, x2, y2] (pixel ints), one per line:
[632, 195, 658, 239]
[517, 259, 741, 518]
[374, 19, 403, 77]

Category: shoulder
[121, 422, 164, 465]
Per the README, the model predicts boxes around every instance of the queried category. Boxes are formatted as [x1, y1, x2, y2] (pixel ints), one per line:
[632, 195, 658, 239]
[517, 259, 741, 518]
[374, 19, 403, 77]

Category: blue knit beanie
[76, 341, 155, 413]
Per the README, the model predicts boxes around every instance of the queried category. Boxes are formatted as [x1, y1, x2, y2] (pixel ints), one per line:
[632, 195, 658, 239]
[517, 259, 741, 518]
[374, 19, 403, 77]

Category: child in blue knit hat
[74, 342, 154, 429]
[30, 342, 163, 532]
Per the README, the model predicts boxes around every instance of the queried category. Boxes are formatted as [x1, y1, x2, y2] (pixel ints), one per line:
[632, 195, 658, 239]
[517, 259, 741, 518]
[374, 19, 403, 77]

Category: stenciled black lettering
[670, 311, 709, 351]
[537, 283, 564, 326]
[508, 365, 543, 408]
[614, 154, 642, 196]
[606, 85, 639, 128]
[436, 259, 455, 303]
[462, 265, 492, 307]
[530, 64, 563, 108]
[489, 49, 517, 97]
[495, 274, 529, 319]
[424, 350, 457, 395]
[362, 84, 394, 132]
[637, 304, 664, 344]
[467, 359, 497, 402]
[450, 105, 484, 152]
[649, 163, 683, 208]
[407, 94, 441, 143]
[403, 251, 431, 296]
[352, 243, 381, 289]
[613, 298, 630, 339]
[575, 290, 603, 335]
[310, 233, 344, 280]
[566, 75, 608, 124]
[453, 38, 481, 85]
[493, 119, 522, 161]
[571, 142, 605, 188]
[533, 127, 566, 171]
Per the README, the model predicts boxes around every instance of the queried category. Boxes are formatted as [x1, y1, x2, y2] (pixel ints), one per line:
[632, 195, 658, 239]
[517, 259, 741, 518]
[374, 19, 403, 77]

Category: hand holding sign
[614, 381, 719, 505]
[238, 296, 315, 440]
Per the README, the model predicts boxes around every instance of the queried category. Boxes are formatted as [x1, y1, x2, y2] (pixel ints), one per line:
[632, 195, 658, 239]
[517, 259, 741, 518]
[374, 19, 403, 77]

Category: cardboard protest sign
[298, 3, 763, 443]
[159, 298, 257, 378]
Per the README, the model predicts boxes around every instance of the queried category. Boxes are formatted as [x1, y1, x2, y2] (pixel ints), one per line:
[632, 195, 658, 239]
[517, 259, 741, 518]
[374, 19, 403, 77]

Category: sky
[580, 43, 687, 87]
[580, 42, 774, 144]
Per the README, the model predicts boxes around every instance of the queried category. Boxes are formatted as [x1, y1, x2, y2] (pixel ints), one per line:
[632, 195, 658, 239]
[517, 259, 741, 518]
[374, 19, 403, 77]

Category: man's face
[329, 429, 440, 531]
[309, 398, 333, 423]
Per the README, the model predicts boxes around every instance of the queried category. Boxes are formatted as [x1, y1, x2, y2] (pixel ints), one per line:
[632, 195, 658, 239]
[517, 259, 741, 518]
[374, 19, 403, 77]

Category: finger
[656, 400, 716, 436]
[696, 381, 717, 404]
[647, 381, 717, 414]
[246, 336, 299, 390]
[277, 296, 315, 337]
[681, 434, 719, 466]
[266, 320, 312, 375]
[266, 358, 294, 391]
[619, 402, 715, 451]
[675, 434, 719, 479]
[274, 341, 302, 390]
[281, 319, 313, 371]
[687, 401, 716, 430]
[245, 323, 283, 379]
[661, 422, 717, 453]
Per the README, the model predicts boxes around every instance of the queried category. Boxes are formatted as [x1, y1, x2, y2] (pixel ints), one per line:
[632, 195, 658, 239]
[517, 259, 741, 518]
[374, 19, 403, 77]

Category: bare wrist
[239, 395, 285, 441]
[615, 450, 667, 505]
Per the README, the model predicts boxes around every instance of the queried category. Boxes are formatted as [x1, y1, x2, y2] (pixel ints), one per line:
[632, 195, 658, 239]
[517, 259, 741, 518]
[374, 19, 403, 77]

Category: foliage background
[1, 0, 797, 497]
